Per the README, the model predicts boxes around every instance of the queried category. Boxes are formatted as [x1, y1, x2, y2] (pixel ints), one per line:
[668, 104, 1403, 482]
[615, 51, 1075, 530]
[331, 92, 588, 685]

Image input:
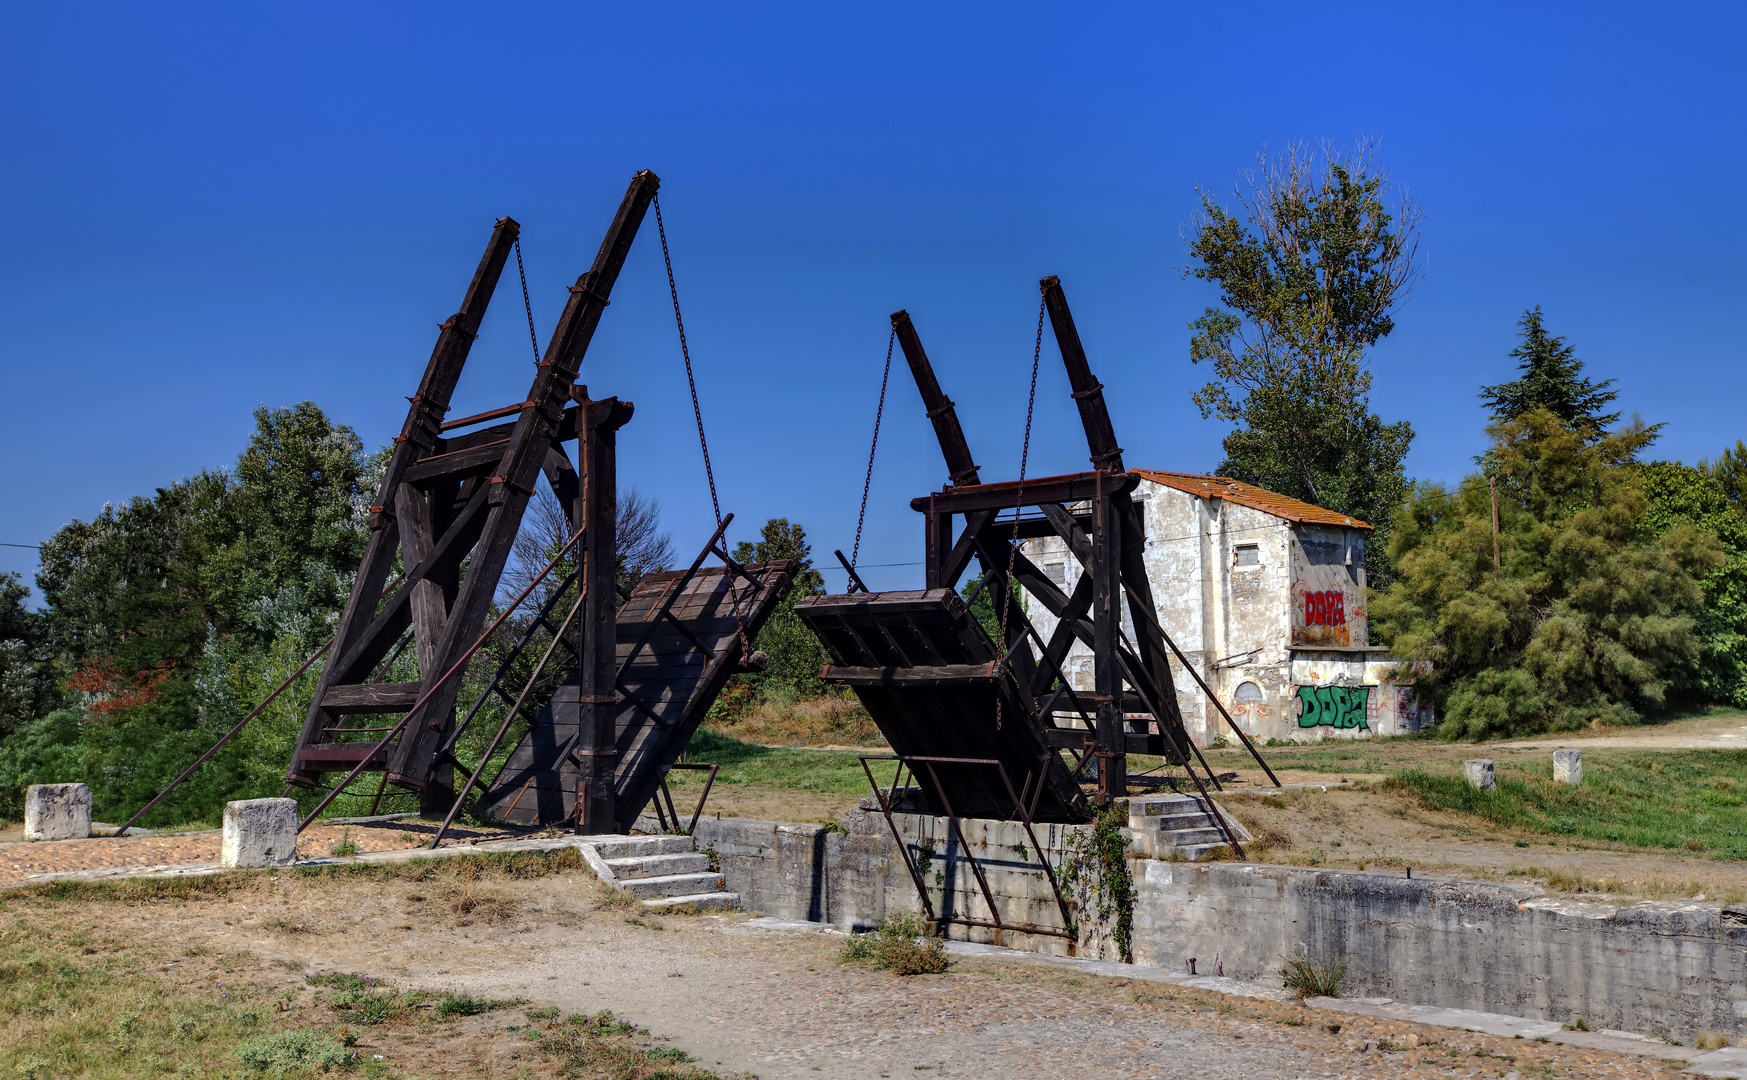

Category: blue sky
[2, 2, 1743, 598]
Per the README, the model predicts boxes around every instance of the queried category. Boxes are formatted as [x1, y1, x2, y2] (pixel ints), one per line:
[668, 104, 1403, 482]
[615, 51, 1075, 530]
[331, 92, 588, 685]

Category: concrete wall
[681, 807, 1747, 1042]
[1137, 860, 1747, 1041]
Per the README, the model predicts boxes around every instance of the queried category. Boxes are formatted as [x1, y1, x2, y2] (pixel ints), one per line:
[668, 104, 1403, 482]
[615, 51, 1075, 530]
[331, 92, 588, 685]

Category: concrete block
[1553, 749, 1582, 785]
[24, 783, 92, 841]
[1464, 759, 1496, 790]
[221, 798, 298, 868]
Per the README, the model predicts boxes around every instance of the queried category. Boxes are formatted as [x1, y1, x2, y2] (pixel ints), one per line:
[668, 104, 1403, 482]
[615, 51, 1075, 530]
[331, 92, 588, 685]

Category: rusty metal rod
[114, 636, 333, 837]
[296, 528, 586, 833]
[427, 575, 589, 847]
[436, 565, 580, 759]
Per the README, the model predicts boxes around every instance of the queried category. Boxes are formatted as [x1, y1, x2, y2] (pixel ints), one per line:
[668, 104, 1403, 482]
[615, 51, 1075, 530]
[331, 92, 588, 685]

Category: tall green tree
[1479, 308, 1621, 434]
[731, 518, 826, 700]
[1373, 410, 1721, 738]
[1186, 139, 1419, 582]
[201, 403, 367, 643]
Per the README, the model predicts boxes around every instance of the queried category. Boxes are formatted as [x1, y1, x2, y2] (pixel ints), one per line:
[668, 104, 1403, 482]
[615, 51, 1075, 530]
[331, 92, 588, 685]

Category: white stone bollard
[24, 783, 92, 840]
[1463, 759, 1496, 791]
[221, 798, 299, 868]
[1552, 749, 1583, 785]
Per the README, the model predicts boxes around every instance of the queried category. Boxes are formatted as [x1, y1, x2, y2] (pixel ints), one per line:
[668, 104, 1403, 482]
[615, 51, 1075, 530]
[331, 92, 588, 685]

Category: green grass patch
[1385, 751, 1747, 856]
[434, 990, 519, 1019]
[681, 728, 874, 796]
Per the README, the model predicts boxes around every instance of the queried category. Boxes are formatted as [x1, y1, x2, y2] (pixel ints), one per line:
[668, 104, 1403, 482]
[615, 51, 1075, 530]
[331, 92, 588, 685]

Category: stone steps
[578, 834, 739, 911]
[605, 852, 710, 879]
[1124, 794, 1252, 861]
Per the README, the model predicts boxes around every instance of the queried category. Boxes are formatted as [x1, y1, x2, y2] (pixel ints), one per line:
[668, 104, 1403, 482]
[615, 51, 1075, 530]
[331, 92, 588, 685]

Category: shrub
[838, 913, 949, 976]
[1280, 955, 1345, 999]
[234, 1028, 348, 1072]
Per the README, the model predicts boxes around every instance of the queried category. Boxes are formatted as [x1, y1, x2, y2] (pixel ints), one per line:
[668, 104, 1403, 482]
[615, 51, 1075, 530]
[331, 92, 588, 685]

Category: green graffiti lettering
[1296, 685, 1369, 730]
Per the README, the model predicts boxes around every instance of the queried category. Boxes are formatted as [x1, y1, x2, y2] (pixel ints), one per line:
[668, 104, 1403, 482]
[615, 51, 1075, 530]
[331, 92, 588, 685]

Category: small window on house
[1233, 681, 1264, 705]
[1234, 544, 1260, 568]
[1042, 561, 1066, 588]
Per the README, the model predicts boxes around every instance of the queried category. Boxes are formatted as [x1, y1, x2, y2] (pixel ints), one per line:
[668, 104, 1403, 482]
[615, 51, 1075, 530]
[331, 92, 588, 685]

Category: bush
[839, 913, 949, 976]
[234, 1028, 349, 1072]
[1280, 955, 1345, 999]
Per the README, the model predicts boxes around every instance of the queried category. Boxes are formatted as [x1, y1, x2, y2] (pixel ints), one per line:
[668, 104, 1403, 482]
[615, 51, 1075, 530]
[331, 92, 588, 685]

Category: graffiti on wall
[1395, 687, 1434, 732]
[1296, 685, 1369, 730]
[1290, 527, 1365, 647]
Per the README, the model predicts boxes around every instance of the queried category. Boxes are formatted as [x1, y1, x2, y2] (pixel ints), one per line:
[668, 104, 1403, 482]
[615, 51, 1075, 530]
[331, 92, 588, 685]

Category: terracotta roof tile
[1132, 470, 1373, 530]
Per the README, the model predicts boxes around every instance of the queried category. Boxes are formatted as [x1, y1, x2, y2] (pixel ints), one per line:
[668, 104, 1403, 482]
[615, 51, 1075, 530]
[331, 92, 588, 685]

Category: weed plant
[1280, 955, 1346, 999]
[838, 913, 950, 975]
[233, 1029, 349, 1072]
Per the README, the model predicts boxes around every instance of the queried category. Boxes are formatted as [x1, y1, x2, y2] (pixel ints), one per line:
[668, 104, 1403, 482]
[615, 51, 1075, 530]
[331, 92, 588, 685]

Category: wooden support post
[576, 392, 633, 833]
[924, 506, 953, 589]
[1091, 491, 1125, 802]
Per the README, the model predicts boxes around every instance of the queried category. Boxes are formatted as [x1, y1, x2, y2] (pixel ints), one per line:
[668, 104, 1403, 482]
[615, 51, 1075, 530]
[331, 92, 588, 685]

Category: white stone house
[1023, 470, 1431, 745]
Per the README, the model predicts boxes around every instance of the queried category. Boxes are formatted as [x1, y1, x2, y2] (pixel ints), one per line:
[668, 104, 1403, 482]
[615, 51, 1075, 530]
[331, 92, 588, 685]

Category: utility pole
[1490, 477, 1502, 569]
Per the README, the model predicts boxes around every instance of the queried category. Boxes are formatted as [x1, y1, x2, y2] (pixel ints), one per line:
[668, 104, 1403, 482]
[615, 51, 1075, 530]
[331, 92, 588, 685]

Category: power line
[0, 542, 40, 550]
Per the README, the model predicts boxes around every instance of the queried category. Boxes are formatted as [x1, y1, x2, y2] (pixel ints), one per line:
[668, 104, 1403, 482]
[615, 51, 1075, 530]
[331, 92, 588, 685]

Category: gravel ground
[0, 817, 516, 885]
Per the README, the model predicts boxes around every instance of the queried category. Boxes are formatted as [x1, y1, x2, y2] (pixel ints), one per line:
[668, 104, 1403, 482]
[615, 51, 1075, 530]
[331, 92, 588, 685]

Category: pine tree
[1479, 308, 1622, 433]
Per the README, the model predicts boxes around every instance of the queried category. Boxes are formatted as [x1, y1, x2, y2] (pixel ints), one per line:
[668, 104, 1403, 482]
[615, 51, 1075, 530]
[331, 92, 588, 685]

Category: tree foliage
[1702, 439, 1747, 515]
[730, 518, 826, 701]
[1186, 139, 1418, 582]
[1373, 410, 1721, 738]
[0, 404, 372, 823]
[1638, 460, 1747, 707]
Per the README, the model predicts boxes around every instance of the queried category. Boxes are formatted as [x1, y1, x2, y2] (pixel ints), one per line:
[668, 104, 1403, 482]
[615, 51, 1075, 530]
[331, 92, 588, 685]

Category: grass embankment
[1384, 751, 1747, 859]
[1208, 734, 1747, 859]
[0, 850, 727, 1079]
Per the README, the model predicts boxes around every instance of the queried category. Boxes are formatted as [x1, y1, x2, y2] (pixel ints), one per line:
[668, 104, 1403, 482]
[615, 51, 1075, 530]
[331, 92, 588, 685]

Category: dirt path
[62, 863, 1695, 1080]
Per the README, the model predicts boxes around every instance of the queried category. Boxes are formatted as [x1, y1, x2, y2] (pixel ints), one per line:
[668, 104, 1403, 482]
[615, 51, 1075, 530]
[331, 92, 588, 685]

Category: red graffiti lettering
[1303, 590, 1346, 627]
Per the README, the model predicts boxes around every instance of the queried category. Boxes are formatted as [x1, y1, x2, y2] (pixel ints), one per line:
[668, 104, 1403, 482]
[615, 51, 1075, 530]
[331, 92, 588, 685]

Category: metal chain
[654, 194, 721, 529]
[851, 327, 896, 570]
[653, 194, 749, 660]
[995, 298, 1047, 730]
[514, 238, 541, 366]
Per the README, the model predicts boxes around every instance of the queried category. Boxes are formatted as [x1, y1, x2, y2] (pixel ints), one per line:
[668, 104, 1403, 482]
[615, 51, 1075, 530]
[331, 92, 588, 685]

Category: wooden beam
[1040, 275, 1124, 473]
[909, 471, 1138, 515]
[320, 682, 422, 712]
[821, 663, 999, 687]
[892, 309, 980, 487]
[289, 217, 519, 789]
